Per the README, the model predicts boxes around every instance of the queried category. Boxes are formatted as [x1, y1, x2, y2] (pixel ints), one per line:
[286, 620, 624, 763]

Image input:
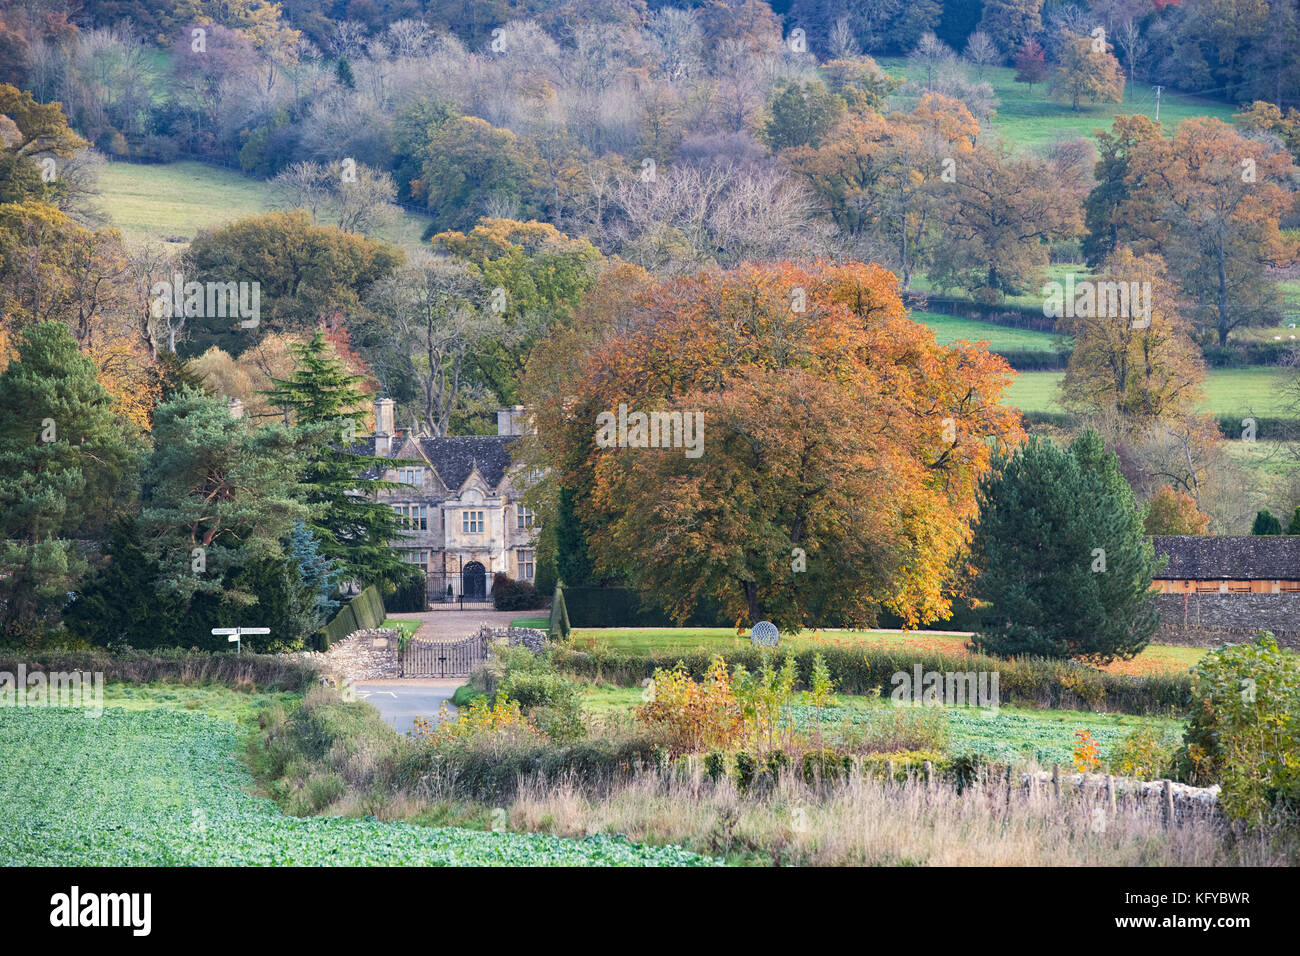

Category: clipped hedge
[551, 645, 1192, 716]
[562, 587, 731, 628]
[318, 584, 386, 650]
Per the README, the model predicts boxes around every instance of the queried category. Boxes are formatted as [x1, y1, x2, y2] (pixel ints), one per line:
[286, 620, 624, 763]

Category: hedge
[562, 587, 731, 628]
[995, 348, 1070, 371]
[318, 584, 386, 650]
[0, 648, 320, 692]
[550, 645, 1192, 716]
[394, 736, 666, 802]
[384, 576, 427, 613]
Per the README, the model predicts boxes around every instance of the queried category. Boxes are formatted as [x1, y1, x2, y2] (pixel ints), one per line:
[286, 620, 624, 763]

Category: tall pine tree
[0, 323, 140, 641]
[969, 430, 1160, 662]
[264, 329, 414, 589]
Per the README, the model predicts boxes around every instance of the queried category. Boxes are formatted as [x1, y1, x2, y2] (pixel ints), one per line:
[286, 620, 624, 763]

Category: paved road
[353, 679, 464, 735]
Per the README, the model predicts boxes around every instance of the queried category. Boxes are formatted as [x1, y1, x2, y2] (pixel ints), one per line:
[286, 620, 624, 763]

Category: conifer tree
[264, 329, 413, 588]
[970, 430, 1160, 661]
[0, 322, 139, 639]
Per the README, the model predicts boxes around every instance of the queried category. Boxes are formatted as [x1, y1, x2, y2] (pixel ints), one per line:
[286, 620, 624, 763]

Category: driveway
[383, 609, 528, 640]
[353, 679, 464, 735]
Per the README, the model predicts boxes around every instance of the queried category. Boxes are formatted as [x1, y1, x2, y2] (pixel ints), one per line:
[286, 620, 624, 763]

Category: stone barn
[1150, 536, 1300, 650]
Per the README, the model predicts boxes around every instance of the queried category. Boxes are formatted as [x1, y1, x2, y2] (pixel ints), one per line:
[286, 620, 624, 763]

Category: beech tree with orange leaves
[528, 261, 1023, 630]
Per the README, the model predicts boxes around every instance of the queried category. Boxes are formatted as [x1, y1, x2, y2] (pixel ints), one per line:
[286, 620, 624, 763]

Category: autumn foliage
[531, 261, 1024, 630]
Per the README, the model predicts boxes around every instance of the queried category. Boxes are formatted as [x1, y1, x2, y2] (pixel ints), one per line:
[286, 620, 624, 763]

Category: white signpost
[211, 627, 270, 654]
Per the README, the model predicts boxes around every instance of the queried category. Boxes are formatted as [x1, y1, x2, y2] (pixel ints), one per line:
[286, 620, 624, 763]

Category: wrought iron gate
[400, 633, 488, 677]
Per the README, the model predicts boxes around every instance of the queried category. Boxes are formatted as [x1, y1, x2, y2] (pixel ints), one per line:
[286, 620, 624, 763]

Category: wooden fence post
[1162, 779, 1175, 827]
[885, 759, 895, 785]
[1005, 764, 1013, 809]
[1052, 763, 1061, 799]
[922, 760, 933, 789]
[1106, 774, 1116, 815]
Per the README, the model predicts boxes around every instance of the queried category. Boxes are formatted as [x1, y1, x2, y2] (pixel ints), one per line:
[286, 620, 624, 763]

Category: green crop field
[1005, 367, 1294, 415]
[912, 310, 1065, 352]
[97, 160, 433, 249]
[875, 58, 1237, 151]
[0, 706, 714, 866]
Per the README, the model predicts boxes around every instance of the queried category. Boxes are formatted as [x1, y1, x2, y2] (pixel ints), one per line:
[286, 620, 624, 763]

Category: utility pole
[1153, 85, 1163, 122]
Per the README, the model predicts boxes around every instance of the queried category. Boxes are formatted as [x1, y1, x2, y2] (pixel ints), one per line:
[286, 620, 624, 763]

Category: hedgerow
[550, 645, 1191, 715]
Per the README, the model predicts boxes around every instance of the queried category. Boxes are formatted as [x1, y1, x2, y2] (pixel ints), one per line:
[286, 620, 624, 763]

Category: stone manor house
[364, 398, 537, 604]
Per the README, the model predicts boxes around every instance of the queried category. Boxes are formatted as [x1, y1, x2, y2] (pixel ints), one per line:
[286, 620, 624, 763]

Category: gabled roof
[1152, 536, 1300, 580]
[354, 433, 516, 491]
[418, 435, 515, 492]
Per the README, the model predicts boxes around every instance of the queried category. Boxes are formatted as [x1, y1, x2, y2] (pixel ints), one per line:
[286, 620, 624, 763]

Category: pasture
[1004, 366, 1294, 416]
[97, 160, 433, 249]
[876, 58, 1238, 151]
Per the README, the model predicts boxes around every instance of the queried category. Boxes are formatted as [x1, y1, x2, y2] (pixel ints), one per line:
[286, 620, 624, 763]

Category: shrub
[733, 653, 798, 750]
[1179, 633, 1300, 823]
[735, 751, 758, 792]
[704, 750, 727, 783]
[801, 749, 841, 786]
[490, 645, 585, 741]
[1110, 724, 1179, 780]
[411, 693, 540, 751]
[492, 573, 543, 611]
[636, 656, 744, 755]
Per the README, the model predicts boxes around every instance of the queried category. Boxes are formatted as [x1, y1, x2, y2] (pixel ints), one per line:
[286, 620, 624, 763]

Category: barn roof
[1151, 536, 1300, 580]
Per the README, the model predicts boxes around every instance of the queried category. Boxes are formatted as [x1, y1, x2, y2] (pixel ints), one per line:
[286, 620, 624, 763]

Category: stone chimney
[228, 397, 244, 420]
[374, 398, 395, 456]
[496, 405, 528, 436]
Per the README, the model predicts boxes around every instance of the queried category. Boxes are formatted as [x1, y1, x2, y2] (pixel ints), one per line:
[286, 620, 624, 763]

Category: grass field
[97, 160, 433, 249]
[1004, 366, 1294, 415]
[876, 58, 1237, 151]
[0, 703, 713, 866]
[912, 310, 1066, 352]
[567, 627, 1206, 676]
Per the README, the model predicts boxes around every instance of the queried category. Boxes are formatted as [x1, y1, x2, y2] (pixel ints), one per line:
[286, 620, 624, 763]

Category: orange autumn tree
[534, 261, 1024, 630]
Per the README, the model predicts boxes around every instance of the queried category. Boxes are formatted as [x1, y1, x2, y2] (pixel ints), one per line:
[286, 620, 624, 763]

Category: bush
[1179, 632, 1300, 823]
[1111, 724, 1179, 780]
[492, 573, 544, 611]
[636, 657, 744, 755]
[395, 733, 665, 803]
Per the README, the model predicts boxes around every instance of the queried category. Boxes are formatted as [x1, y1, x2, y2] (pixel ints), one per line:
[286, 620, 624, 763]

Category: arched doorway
[462, 561, 487, 601]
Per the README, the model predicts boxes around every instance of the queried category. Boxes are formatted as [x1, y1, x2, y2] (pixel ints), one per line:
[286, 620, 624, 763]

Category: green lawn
[912, 310, 1066, 352]
[382, 618, 422, 642]
[511, 617, 551, 629]
[876, 58, 1237, 151]
[98, 160, 433, 249]
[567, 627, 1206, 676]
[1005, 367, 1294, 416]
